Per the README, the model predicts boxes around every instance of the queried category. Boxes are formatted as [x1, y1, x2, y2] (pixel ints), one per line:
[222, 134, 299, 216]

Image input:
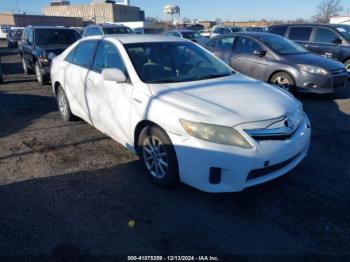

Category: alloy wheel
[58, 91, 69, 117]
[273, 76, 290, 90]
[346, 63, 350, 73]
[142, 136, 169, 179]
[35, 64, 42, 83]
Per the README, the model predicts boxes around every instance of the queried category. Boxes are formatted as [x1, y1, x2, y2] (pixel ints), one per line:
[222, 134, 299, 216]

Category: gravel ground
[0, 41, 349, 257]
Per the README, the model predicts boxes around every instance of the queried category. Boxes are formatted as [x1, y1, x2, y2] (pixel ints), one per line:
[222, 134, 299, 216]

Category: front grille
[247, 153, 301, 180]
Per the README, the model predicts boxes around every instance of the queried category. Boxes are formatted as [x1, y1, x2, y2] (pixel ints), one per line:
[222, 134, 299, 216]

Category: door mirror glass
[253, 49, 266, 57]
[102, 68, 127, 83]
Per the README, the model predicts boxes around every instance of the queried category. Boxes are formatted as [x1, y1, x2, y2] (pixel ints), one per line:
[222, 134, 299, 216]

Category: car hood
[282, 53, 344, 70]
[148, 74, 300, 127]
[36, 45, 70, 56]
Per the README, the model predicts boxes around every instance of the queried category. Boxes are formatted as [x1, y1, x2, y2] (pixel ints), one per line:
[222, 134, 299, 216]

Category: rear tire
[56, 86, 74, 121]
[270, 72, 296, 93]
[138, 125, 179, 188]
[35, 62, 49, 86]
[22, 58, 33, 75]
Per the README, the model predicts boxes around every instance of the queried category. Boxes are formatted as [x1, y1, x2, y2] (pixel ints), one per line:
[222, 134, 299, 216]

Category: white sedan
[50, 35, 311, 193]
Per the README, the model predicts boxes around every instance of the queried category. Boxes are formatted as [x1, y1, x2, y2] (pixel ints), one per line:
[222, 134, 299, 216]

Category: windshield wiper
[196, 73, 232, 80]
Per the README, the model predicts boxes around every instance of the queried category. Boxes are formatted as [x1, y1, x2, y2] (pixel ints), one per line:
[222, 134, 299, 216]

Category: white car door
[64, 40, 98, 122]
[85, 40, 134, 146]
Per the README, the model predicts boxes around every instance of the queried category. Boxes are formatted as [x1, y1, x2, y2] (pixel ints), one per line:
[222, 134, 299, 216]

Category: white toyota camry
[51, 35, 311, 193]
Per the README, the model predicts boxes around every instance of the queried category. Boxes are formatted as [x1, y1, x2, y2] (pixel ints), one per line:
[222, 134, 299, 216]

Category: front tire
[138, 125, 179, 188]
[270, 72, 296, 93]
[56, 86, 74, 121]
[35, 62, 49, 86]
[344, 59, 350, 74]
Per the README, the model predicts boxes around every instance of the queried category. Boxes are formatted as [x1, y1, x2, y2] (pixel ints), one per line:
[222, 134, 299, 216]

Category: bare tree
[314, 0, 343, 23]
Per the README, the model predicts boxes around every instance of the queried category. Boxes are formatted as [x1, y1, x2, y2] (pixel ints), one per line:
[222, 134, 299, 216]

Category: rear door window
[288, 27, 313, 41]
[65, 47, 76, 63]
[314, 28, 338, 44]
[72, 40, 98, 68]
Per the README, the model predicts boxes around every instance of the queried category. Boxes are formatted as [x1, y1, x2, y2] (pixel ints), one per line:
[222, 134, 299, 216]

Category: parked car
[0, 24, 10, 39]
[70, 27, 84, 37]
[21, 26, 80, 85]
[268, 24, 350, 73]
[164, 29, 207, 45]
[184, 23, 205, 31]
[244, 26, 268, 32]
[198, 29, 212, 38]
[51, 35, 311, 193]
[211, 26, 242, 38]
[82, 24, 133, 38]
[6, 27, 24, 48]
[0, 58, 3, 84]
[205, 32, 348, 94]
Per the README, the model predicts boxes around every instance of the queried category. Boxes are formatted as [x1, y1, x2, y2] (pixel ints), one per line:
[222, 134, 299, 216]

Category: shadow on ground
[0, 92, 57, 138]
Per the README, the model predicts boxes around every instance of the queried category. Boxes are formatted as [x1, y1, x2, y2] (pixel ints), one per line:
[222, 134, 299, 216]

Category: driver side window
[92, 41, 126, 73]
[235, 37, 262, 55]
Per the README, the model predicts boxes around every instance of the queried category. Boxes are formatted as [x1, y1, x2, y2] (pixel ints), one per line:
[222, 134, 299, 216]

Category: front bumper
[168, 118, 311, 193]
[296, 71, 347, 94]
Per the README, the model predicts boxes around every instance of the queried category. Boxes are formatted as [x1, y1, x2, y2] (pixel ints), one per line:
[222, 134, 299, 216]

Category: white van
[0, 24, 10, 39]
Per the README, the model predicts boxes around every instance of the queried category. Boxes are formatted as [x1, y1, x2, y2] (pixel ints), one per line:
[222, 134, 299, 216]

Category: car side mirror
[333, 37, 342, 45]
[102, 68, 127, 83]
[253, 49, 266, 57]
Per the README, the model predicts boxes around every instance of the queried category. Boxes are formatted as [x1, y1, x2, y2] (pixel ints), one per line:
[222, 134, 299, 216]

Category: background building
[43, 1, 144, 24]
[0, 13, 83, 27]
[330, 15, 350, 25]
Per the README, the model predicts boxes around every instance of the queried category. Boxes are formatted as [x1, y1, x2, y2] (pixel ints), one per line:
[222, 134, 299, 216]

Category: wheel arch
[53, 81, 61, 97]
[133, 120, 173, 155]
[268, 70, 295, 83]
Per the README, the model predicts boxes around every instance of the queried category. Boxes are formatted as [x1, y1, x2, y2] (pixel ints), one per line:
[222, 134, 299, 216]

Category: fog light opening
[209, 167, 222, 184]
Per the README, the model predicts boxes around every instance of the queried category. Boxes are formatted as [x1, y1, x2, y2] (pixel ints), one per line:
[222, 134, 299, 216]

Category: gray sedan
[205, 32, 348, 94]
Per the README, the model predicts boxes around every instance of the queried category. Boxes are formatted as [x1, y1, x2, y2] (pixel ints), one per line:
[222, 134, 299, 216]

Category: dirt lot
[0, 41, 350, 257]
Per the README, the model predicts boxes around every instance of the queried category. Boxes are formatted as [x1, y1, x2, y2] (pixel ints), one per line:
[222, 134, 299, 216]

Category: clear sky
[1, 0, 349, 21]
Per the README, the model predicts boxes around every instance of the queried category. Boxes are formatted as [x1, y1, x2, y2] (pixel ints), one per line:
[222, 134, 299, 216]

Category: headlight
[180, 119, 252, 148]
[299, 64, 328, 76]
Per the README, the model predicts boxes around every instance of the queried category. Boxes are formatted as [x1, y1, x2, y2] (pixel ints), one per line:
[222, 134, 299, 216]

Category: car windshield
[35, 29, 79, 45]
[181, 31, 200, 39]
[335, 25, 350, 41]
[103, 27, 133, 34]
[125, 42, 233, 84]
[257, 34, 308, 55]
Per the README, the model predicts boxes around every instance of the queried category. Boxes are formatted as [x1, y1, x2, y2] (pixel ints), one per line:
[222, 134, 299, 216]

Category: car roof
[87, 24, 129, 28]
[211, 32, 277, 38]
[269, 23, 341, 28]
[99, 34, 188, 44]
[27, 26, 73, 30]
[177, 29, 196, 32]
